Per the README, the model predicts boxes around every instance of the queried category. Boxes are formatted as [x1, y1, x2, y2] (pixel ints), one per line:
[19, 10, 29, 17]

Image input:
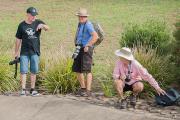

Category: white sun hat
[115, 47, 134, 61]
[75, 8, 89, 17]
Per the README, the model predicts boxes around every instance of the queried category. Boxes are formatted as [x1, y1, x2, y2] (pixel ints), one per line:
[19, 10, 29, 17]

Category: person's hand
[84, 46, 89, 52]
[36, 24, 44, 31]
[156, 88, 166, 96]
[14, 52, 19, 59]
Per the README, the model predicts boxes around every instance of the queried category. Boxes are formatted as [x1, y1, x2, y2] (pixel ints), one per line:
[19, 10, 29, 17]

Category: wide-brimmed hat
[76, 8, 89, 17]
[115, 47, 134, 61]
[27, 7, 38, 16]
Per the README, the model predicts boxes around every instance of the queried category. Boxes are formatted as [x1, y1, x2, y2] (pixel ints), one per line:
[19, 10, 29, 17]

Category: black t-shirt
[16, 19, 45, 56]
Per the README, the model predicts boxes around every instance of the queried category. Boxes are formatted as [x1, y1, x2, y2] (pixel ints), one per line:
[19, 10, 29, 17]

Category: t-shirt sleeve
[37, 19, 45, 25]
[86, 22, 95, 34]
[15, 23, 22, 39]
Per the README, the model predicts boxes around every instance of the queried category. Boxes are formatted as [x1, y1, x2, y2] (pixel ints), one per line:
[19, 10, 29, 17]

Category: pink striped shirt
[113, 59, 160, 90]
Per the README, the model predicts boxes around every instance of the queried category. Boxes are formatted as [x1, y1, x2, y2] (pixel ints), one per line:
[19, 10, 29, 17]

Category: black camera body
[125, 77, 131, 82]
[125, 75, 131, 82]
[9, 57, 20, 79]
[9, 57, 20, 65]
[72, 45, 81, 59]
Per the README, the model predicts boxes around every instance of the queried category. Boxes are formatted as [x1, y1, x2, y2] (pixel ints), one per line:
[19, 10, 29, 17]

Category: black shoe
[86, 90, 92, 97]
[119, 99, 127, 109]
[129, 94, 137, 106]
[76, 88, 87, 97]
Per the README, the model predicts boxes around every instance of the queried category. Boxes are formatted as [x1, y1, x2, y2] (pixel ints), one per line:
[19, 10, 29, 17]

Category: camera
[9, 57, 20, 65]
[72, 45, 81, 59]
[125, 75, 131, 82]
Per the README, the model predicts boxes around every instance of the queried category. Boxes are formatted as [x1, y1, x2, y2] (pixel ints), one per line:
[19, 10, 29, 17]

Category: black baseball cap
[26, 7, 38, 16]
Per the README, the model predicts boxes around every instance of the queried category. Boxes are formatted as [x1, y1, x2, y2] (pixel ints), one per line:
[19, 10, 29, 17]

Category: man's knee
[133, 82, 144, 92]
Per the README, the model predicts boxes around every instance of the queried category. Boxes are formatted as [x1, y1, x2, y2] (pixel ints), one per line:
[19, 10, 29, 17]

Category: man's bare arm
[36, 24, 49, 31]
[86, 31, 98, 47]
[14, 38, 21, 58]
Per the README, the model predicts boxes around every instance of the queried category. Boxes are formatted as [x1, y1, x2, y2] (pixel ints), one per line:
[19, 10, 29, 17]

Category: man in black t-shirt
[14, 7, 49, 96]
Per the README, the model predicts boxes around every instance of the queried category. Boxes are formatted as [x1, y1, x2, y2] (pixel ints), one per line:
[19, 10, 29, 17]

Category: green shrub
[172, 20, 180, 85]
[120, 19, 172, 53]
[0, 54, 20, 93]
[133, 45, 175, 96]
[35, 58, 47, 91]
[42, 57, 79, 94]
[93, 59, 116, 97]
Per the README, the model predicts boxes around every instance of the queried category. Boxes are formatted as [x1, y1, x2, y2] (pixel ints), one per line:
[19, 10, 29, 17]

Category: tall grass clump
[120, 19, 172, 53]
[133, 45, 175, 96]
[0, 53, 20, 93]
[42, 57, 79, 94]
[93, 58, 116, 97]
[172, 20, 180, 85]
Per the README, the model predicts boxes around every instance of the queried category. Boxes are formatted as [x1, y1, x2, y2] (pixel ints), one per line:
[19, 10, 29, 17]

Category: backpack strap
[74, 22, 87, 46]
[170, 88, 180, 100]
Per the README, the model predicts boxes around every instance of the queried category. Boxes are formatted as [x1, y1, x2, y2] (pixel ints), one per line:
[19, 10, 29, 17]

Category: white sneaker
[31, 91, 40, 97]
[20, 90, 26, 96]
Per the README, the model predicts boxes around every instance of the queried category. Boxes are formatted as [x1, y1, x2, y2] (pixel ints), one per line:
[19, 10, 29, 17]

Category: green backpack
[92, 22, 105, 47]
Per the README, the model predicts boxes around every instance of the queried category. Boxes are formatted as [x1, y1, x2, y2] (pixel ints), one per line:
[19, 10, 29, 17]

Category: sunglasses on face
[79, 16, 87, 18]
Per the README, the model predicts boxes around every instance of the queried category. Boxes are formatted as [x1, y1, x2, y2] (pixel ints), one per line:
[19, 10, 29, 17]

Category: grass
[0, 51, 20, 93]
[0, 0, 179, 94]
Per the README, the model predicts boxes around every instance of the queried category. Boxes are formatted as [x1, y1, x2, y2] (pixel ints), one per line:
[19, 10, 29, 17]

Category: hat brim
[30, 12, 38, 16]
[115, 50, 134, 61]
[75, 13, 89, 17]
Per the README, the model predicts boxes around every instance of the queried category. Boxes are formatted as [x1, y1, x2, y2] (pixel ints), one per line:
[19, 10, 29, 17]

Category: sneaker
[129, 94, 137, 106]
[86, 90, 94, 100]
[86, 90, 92, 97]
[20, 90, 26, 96]
[31, 90, 40, 97]
[76, 88, 87, 97]
[120, 99, 127, 109]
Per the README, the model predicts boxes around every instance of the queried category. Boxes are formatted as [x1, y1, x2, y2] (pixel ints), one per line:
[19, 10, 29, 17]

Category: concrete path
[0, 95, 170, 120]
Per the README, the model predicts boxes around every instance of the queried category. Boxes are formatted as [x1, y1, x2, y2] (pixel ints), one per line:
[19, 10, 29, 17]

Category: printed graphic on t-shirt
[25, 28, 37, 39]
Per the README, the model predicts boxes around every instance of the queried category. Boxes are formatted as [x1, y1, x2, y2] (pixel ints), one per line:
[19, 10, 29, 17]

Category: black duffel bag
[155, 88, 180, 106]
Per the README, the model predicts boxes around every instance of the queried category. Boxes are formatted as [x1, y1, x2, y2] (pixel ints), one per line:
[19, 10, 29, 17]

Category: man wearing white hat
[72, 8, 98, 97]
[113, 47, 166, 109]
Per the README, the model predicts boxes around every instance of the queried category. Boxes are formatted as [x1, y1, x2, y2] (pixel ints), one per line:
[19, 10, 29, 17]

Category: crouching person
[113, 47, 166, 109]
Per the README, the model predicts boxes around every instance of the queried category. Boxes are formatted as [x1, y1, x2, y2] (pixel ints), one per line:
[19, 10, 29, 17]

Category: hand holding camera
[72, 45, 81, 59]
[9, 57, 20, 79]
[84, 46, 89, 52]
[9, 57, 20, 65]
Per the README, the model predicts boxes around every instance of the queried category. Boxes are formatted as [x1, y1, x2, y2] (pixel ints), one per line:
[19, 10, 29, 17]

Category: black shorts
[72, 46, 93, 73]
[123, 81, 142, 92]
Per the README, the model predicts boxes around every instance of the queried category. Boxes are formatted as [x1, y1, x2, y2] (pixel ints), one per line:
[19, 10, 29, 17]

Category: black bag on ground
[155, 88, 180, 106]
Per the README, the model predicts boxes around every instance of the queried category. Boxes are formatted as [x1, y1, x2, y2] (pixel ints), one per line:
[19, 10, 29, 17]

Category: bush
[133, 45, 175, 96]
[120, 19, 172, 53]
[93, 57, 116, 97]
[97, 69, 116, 97]
[172, 20, 180, 85]
[0, 54, 20, 93]
[42, 57, 79, 94]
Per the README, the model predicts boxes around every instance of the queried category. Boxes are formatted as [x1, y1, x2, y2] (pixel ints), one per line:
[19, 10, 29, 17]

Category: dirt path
[0, 95, 176, 120]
